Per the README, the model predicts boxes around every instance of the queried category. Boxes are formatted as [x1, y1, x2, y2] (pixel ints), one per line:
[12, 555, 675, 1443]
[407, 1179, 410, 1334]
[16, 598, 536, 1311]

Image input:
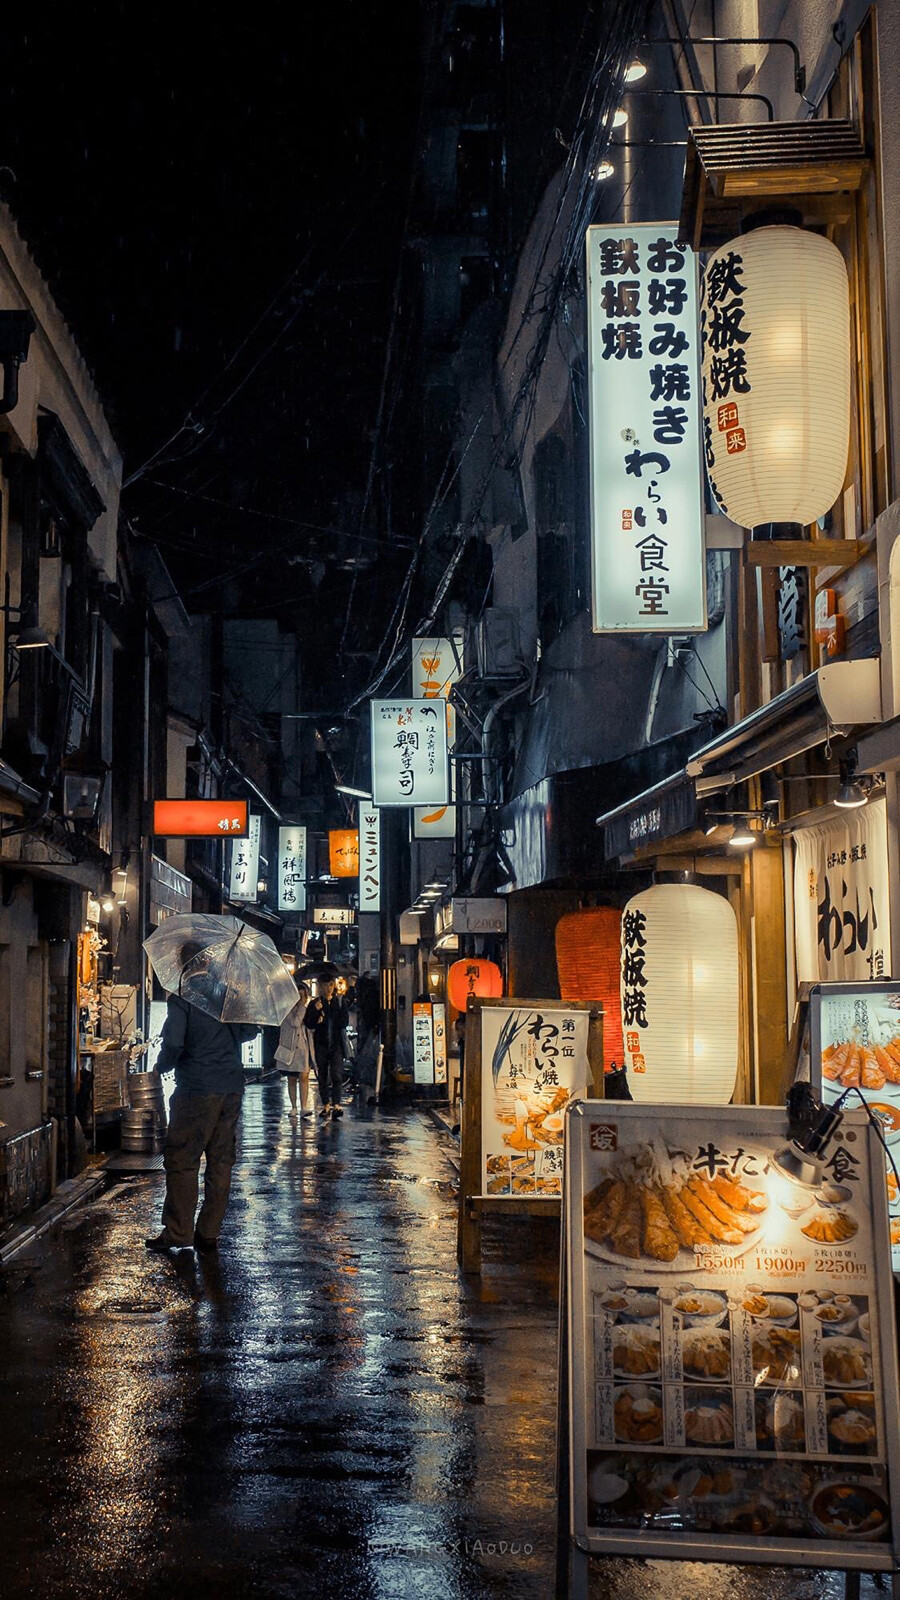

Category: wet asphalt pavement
[0, 1080, 890, 1599]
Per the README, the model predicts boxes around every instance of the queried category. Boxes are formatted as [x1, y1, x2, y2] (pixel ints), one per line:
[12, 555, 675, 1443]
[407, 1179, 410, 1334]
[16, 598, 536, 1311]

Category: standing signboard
[370, 699, 450, 809]
[412, 1002, 435, 1084]
[457, 998, 603, 1273]
[433, 1001, 447, 1086]
[229, 813, 260, 902]
[278, 825, 307, 913]
[562, 1101, 900, 1584]
[411, 634, 462, 839]
[587, 222, 706, 634]
[809, 980, 900, 1274]
[793, 797, 891, 982]
[359, 807, 381, 912]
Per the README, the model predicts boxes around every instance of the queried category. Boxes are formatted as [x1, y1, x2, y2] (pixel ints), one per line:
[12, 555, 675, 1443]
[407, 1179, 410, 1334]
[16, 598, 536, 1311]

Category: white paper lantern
[701, 225, 850, 529]
[620, 883, 739, 1104]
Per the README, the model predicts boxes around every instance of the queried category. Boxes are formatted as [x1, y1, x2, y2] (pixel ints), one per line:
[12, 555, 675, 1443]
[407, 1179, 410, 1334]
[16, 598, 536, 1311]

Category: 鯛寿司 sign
[370, 699, 449, 808]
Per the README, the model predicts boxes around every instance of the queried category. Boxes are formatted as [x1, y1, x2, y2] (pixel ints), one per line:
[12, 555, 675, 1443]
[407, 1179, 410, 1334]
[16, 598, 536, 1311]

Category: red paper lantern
[555, 908, 624, 1073]
[447, 958, 503, 1012]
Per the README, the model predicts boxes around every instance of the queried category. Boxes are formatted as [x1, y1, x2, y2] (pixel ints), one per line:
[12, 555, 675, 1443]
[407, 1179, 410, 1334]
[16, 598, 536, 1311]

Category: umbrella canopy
[296, 960, 340, 984]
[144, 913, 299, 1026]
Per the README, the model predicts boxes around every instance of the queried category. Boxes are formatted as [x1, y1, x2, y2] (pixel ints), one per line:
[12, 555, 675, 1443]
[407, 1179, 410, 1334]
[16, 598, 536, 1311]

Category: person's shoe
[145, 1233, 176, 1254]
[301, 1109, 314, 1120]
[319, 1104, 332, 1121]
[288, 1109, 298, 1122]
[193, 1230, 218, 1254]
[332, 1104, 344, 1118]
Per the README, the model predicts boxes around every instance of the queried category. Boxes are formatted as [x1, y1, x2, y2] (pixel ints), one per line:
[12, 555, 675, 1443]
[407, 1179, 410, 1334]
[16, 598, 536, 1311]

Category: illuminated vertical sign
[329, 829, 359, 877]
[359, 808, 381, 913]
[278, 825, 307, 913]
[229, 813, 261, 902]
[432, 1001, 447, 1086]
[412, 634, 462, 839]
[370, 700, 449, 808]
[412, 1001, 435, 1084]
[587, 222, 706, 633]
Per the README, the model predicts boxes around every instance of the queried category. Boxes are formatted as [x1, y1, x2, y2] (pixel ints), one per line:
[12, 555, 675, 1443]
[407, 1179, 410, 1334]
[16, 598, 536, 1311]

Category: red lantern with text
[555, 907, 624, 1073]
[447, 958, 503, 1012]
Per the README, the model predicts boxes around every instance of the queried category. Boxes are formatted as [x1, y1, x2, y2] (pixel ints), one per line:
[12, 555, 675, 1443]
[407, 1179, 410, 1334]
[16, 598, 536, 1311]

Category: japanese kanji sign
[793, 797, 891, 983]
[277, 825, 307, 913]
[411, 634, 462, 839]
[587, 223, 706, 633]
[153, 799, 249, 838]
[480, 1005, 589, 1198]
[370, 699, 450, 808]
[359, 808, 381, 913]
[229, 813, 260, 902]
[413, 1001, 437, 1084]
[329, 828, 359, 878]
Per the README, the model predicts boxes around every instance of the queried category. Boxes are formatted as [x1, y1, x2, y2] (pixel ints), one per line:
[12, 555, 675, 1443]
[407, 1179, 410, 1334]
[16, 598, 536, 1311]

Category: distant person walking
[305, 978, 348, 1121]
[146, 941, 258, 1254]
[276, 979, 314, 1119]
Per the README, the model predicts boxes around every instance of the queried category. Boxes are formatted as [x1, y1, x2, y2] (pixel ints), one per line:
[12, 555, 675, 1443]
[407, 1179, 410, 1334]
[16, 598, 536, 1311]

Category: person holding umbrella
[142, 914, 299, 1254]
[304, 973, 348, 1121]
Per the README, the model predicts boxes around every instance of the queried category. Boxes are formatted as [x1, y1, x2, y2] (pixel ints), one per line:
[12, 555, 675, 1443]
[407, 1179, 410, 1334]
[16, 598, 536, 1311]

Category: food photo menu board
[564, 1103, 900, 1573]
[810, 982, 900, 1274]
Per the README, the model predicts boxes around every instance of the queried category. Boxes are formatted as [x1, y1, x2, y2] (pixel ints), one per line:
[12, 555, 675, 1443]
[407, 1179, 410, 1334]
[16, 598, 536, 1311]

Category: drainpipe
[481, 673, 533, 807]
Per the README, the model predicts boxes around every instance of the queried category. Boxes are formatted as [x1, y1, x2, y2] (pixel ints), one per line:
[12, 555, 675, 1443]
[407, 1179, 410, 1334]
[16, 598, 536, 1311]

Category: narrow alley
[0, 1088, 881, 1600]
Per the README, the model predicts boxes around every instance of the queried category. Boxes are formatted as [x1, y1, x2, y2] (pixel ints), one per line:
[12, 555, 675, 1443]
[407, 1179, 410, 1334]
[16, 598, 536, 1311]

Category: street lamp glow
[624, 60, 647, 83]
[592, 161, 615, 181]
[612, 107, 628, 128]
[335, 784, 372, 799]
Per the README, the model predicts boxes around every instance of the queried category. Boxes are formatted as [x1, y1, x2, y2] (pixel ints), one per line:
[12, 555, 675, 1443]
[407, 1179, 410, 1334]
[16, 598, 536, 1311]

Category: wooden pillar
[750, 839, 789, 1106]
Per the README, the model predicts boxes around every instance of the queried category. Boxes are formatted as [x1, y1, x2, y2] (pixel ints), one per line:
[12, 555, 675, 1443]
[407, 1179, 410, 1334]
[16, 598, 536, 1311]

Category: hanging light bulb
[728, 817, 756, 849]
[592, 160, 615, 181]
[624, 59, 647, 82]
[612, 107, 628, 128]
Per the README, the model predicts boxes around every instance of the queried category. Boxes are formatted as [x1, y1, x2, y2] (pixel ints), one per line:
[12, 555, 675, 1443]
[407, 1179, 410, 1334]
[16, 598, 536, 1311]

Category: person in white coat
[276, 980, 314, 1119]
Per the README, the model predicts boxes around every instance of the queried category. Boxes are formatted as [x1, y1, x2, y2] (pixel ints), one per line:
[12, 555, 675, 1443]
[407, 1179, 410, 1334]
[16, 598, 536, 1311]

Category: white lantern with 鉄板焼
[620, 883, 739, 1104]
[701, 223, 851, 531]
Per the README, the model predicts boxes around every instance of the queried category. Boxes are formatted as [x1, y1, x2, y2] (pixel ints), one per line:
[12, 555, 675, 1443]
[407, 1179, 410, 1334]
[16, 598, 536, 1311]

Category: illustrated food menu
[815, 985, 900, 1272]
[574, 1111, 894, 1552]
[480, 1006, 589, 1197]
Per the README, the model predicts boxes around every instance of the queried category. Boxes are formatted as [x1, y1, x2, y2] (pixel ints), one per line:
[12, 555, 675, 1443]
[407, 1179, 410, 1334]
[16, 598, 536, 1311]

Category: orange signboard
[329, 828, 359, 877]
[153, 799, 249, 838]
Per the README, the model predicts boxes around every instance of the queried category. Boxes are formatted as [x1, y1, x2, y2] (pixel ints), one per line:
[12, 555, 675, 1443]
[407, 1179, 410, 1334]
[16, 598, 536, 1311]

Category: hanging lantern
[620, 883, 739, 1104]
[447, 958, 503, 1012]
[555, 907, 624, 1072]
[329, 829, 359, 877]
[701, 224, 851, 530]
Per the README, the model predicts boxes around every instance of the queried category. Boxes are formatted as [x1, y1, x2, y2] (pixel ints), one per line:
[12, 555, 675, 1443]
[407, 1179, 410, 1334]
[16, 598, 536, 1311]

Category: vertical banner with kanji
[587, 223, 706, 633]
[359, 808, 381, 912]
[480, 1005, 589, 1197]
[370, 699, 450, 808]
[229, 813, 261, 902]
[413, 1002, 436, 1084]
[433, 1001, 447, 1085]
[277, 825, 307, 913]
[411, 634, 462, 839]
[793, 797, 891, 982]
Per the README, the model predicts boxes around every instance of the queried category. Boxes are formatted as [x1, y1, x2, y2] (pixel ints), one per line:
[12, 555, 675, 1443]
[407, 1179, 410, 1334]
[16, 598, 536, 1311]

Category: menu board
[810, 982, 900, 1274]
[565, 1103, 900, 1570]
[481, 1005, 588, 1199]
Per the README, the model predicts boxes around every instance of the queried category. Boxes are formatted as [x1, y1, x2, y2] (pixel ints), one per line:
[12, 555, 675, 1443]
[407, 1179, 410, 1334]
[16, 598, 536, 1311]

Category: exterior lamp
[100, 889, 116, 914]
[834, 755, 867, 809]
[14, 622, 52, 650]
[624, 59, 647, 82]
[772, 1083, 845, 1190]
[728, 817, 756, 849]
[620, 883, 739, 1104]
[612, 107, 628, 128]
[592, 161, 615, 182]
[335, 784, 371, 799]
[700, 221, 851, 530]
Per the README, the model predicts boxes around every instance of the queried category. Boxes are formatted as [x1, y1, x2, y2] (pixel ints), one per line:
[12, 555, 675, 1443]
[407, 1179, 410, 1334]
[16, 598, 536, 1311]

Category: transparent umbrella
[144, 913, 299, 1026]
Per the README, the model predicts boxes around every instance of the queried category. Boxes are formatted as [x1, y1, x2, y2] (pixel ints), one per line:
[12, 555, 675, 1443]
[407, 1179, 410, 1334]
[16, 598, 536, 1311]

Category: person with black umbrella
[304, 977, 348, 1121]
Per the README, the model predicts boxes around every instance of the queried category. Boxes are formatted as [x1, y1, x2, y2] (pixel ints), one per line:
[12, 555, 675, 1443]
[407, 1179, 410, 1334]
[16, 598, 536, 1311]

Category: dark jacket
[304, 995, 348, 1066]
[156, 995, 257, 1095]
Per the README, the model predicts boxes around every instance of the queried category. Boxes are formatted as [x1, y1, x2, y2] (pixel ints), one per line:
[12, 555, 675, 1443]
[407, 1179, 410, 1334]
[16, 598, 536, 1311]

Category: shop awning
[686, 660, 882, 786]
[597, 661, 882, 861]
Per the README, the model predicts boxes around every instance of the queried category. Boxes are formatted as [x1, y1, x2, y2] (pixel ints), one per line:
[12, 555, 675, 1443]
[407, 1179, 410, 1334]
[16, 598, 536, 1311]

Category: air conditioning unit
[475, 606, 522, 679]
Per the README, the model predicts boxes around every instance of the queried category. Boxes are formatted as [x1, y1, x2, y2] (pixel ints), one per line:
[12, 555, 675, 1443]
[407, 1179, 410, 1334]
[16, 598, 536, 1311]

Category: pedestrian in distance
[145, 940, 258, 1255]
[276, 979, 314, 1119]
[304, 977, 348, 1121]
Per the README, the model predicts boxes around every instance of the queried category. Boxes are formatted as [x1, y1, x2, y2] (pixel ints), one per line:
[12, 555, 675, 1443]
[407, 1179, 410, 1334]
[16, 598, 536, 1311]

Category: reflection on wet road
[0, 1082, 884, 1597]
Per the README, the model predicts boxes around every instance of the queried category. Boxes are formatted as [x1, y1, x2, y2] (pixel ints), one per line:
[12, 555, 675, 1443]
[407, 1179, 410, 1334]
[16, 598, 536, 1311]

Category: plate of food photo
[752, 1326, 802, 1387]
[827, 1393, 878, 1457]
[583, 1137, 766, 1270]
[810, 1480, 889, 1542]
[614, 1384, 664, 1445]
[822, 1337, 872, 1389]
[672, 1289, 728, 1328]
[613, 1323, 661, 1380]
[740, 1290, 797, 1326]
[684, 1389, 734, 1448]
[682, 1327, 731, 1383]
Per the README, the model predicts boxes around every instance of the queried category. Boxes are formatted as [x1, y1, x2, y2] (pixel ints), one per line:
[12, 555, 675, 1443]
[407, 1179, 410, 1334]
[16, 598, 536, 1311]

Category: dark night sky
[2, 2, 422, 624]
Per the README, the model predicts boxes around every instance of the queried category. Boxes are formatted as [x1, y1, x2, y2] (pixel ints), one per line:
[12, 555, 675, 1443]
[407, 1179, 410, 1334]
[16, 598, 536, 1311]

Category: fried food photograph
[684, 1397, 734, 1446]
[614, 1387, 663, 1444]
[752, 1327, 801, 1385]
[802, 1210, 858, 1244]
[582, 1137, 765, 1264]
[613, 1325, 661, 1377]
[682, 1328, 731, 1381]
[822, 1337, 871, 1388]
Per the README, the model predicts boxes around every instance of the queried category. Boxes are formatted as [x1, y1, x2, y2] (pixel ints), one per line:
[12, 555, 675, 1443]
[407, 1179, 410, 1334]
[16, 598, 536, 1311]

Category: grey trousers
[160, 1087, 243, 1245]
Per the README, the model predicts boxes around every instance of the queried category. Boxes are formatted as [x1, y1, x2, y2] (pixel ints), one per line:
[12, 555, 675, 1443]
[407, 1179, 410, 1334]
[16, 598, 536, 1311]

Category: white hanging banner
[413, 1002, 436, 1084]
[277, 825, 307, 913]
[359, 807, 381, 913]
[229, 813, 260, 902]
[433, 1001, 448, 1086]
[793, 796, 891, 982]
[587, 222, 706, 633]
[412, 634, 462, 839]
[370, 699, 449, 808]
